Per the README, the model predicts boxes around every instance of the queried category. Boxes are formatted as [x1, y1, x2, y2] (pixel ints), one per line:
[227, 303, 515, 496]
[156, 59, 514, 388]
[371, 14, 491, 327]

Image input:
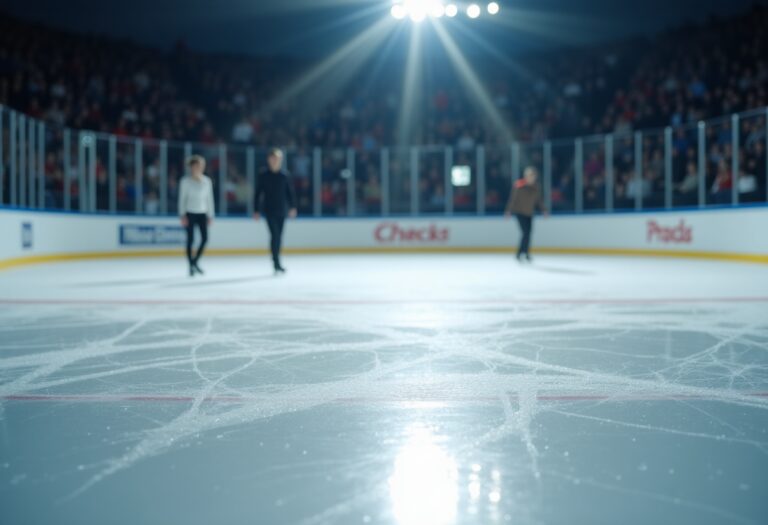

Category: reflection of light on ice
[468, 479, 481, 500]
[466, 462, 504, 519]
[389, 425, 458, 525]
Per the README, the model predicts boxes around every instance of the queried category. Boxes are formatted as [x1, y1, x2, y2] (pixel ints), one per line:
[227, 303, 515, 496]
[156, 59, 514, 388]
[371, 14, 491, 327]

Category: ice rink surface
[1, 254, 767, 525]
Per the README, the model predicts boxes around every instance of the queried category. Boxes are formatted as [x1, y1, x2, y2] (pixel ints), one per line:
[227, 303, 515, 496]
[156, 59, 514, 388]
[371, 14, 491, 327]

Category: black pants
[516, 214, 533, 256]
[265, 215, 286, 267]
[185, 213, 208, 265]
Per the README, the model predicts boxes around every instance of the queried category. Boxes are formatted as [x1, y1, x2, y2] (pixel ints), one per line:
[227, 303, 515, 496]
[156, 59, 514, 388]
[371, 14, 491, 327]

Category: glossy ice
[1, 254, 767, 525]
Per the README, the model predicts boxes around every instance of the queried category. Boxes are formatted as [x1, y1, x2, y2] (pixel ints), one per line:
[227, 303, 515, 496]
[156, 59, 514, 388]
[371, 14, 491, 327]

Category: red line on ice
[1, 297, 768, 306]
[3, 393, 767, 404]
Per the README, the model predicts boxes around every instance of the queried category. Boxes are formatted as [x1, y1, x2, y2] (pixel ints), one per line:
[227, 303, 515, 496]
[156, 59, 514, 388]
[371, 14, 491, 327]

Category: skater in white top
[178, 155, 215, 276]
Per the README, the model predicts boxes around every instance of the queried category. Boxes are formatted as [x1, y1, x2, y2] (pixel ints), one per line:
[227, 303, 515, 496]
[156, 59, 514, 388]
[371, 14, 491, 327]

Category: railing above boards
[1, 105, 767, 217]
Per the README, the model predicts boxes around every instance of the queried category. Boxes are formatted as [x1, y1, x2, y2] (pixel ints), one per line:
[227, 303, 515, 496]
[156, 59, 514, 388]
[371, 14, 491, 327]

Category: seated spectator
[710, 159, 733, 204]
[676, 162, 699, 205]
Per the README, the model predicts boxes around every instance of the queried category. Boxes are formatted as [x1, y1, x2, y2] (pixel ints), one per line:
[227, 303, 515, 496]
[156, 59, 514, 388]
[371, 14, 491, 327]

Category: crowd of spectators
[1, 5, 766, 215]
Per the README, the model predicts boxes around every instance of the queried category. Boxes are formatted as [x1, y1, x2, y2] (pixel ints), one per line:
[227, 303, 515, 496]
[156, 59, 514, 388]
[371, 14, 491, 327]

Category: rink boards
[1, 206, 767, 268]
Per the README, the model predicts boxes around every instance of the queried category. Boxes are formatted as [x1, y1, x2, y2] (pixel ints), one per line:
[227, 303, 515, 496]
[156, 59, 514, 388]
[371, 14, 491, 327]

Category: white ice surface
[0, 254, 767, 525]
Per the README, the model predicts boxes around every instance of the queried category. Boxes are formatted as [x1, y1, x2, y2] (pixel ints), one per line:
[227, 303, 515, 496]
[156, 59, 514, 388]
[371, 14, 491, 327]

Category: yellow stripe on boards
[532, 247, 768, 265]
[1, 246, 767, 271]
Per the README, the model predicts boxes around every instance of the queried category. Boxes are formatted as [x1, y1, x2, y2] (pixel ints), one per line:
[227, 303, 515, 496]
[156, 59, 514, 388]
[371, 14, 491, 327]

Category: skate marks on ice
[0, 299, 767, 523]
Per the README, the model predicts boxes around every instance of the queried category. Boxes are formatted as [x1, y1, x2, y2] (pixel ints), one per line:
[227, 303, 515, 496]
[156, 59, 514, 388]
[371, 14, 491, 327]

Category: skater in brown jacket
[504, 166, 548, 261]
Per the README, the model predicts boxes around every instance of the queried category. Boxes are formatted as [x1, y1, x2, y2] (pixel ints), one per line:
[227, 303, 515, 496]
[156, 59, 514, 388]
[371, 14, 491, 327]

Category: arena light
[466, 4, 481, 19]
[390, 1, 454, 22]
[391, 4, 406, 19]
[409, 4, 427, 22]
[487, 2, 500, 15]
[430, 2, 445, 18]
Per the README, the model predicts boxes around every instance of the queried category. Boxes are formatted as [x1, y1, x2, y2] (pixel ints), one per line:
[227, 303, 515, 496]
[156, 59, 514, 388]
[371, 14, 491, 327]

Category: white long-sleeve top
[178, 175, 215, 218]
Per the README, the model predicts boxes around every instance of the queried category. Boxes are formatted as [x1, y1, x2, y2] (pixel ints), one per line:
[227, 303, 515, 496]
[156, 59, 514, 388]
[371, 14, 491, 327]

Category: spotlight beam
[265, 17, 394, 114]
[450, 21, 593, 134]
[269, 3, 390, 52]
[360, 24, 408, 97]
[396, 25, 424, 147]
[431, 21, 514, 142]
[449, 20, 548, 91]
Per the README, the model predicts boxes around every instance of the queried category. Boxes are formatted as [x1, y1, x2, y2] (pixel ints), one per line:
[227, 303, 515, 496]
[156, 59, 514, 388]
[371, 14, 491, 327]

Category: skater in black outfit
[504, 166, 548, 262]
[178, 155, 215, 276]
[253, 148, 297, 273]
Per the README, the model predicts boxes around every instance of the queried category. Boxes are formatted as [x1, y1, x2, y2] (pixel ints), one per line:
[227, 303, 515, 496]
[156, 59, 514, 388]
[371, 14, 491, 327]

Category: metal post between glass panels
[28, 117, 36, 208]
[511, 142, 520, 181]
[444, 146, 453, 215]
[664, 127, 672, 210]
[108, 136, 117, 213]
[88, 136, 96, 212]
[37, 122, 45, 209]
[574, 138, 583, 213]
[697, 122, 706, 208]
[246, 147, 255, 216]
[25, 116, 32, 207]
[380, 147, 390, 216]
[63, 129, 71, 211]
[313, 147, 321, 217]
[218, 143, 227, 216]
[19, 115, 26, 208]
[765, 107, 768, 203]
[9, 111, 17, 206]
[77, 132, 87, 212]
[0, 107, 4, 205]
[605, 135, 614, 212]
[543, 141, 552, 213]
[159, 140, 168, 214]
[476, 145, 486, 215]
[634, 131, 642, 211]
[25, 119, 31, 208]
[346, 148, 355, 216]
[731, 114, 739, 206]
[184, 142, 192, 186]
[134, 139, 143, 213]
[410, 146, 419, 216]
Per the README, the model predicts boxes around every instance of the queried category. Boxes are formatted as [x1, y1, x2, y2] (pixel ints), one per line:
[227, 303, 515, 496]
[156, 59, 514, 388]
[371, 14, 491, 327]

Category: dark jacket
[505, 180, 545, 217]
[254, 169, 297, 217]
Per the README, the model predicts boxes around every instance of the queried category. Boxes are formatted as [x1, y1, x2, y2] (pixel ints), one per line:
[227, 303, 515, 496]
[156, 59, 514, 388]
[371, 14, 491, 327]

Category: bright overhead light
[390, 1, 452, 22]
[445, 4, 458, 17]
[391, 4, 407, 19]
[430, 3, 445, 18]
[409, 5, 427, 22]
[487, 2, 500, 15]
[466, 4, 481, 18]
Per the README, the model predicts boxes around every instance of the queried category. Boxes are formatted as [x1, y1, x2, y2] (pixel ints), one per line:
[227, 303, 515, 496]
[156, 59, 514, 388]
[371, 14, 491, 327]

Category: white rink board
[1, 207, 767, 261]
